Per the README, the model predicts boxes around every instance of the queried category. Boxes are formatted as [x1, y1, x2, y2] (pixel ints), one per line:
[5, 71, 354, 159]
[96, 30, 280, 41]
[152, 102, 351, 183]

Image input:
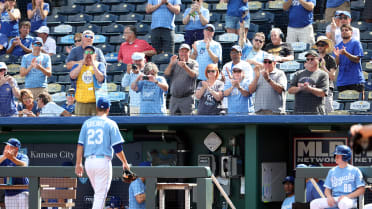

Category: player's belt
[87, 155, 105, 159]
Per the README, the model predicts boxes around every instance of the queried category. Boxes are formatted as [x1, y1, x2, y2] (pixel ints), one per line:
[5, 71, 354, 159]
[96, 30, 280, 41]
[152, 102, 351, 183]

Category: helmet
[333, 145, 352, 162]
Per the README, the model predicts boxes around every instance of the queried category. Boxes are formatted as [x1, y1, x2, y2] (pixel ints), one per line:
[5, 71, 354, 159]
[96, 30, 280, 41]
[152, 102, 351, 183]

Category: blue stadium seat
[176, 25, 186, 34]
[209, 12, 221, 23]
[102, 23, 124, 35]
[58, 4, 84, 15]
[57, 75, 71, 84]
[0, 54, 18, 64]
[248, 23, 259, 33]
[138, 33, 152, 44]
[159, 64, 168, 75]
[95, 44, 116, 54]
[214, 23, 225, 33]
[361, 31, 372, 43]
[113, 74, 123, 83]
[109, 35, 125, 45]
[93, 35, 107, 44]
[363, 62, 372, 72]
[51, 24, 74, 35]
[57, 35, 74, 45]
[105, 53, 119, 63]
[48, 75, 58, 83]
[73, 0, 98, 5]
[48, 83, 64, 93]
[290, 42, 309, 53]
[217, 33, 238, 43]
[332, 100, 345, 111]
[109, 92, 128, 102]
[351, 21, 370, 32]
[65, 14, 92, 25]
[107, 82, 119, 92]
[249, 1, 264, 11]
[6, 64, 20, 75]
[286, 101, 294, 112]
[109, 100, 128, 115]
[314, 22, 328, 33]
[76, 24, 102, 34]
[52, 64, 69, 75]
[107, 62, 126, 74]
[110, 3, 136, 14]
[351, 0, 365, 11]
[142, 14, 152, 23]
[125, 0, 147, 4]
[101, 0, 124, 4]
[117, 13, 144, 23]
[363, 50, 372, 61]
[278, 61, 303, 73]
[85, 3, 110, 14]
[212, 2, 227, 12]
[135, 23, 150, 35]
[47, 14, 66, 26]
[91, 13, 118, 24]
[345, 100, 370, 113]
[51, 54, 67, 65]
[265, 0, 284, 11]
[175, 13, 184, 24]
[368, 43, 372, 50]
[135, 3, 147, 13]
[350, 10, 361, 21]
[152, 53, 172, 64]
[250, 11, 274, 23]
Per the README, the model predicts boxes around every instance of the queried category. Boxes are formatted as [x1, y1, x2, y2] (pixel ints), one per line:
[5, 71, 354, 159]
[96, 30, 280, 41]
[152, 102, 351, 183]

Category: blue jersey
[0, 9, 19, 38]
[78, 116, 124, 159]
[27, 3, 50, 32]
[324, 165, 365, 197]
[281, 195, 295, 209]
[21, 52, 51, 88]
[285, 0, 315, 28]
[129, 178, 145, 209]
[137, 76, 167, 115]
[0, 153, 29, 196]
[224, 79, 251, 115]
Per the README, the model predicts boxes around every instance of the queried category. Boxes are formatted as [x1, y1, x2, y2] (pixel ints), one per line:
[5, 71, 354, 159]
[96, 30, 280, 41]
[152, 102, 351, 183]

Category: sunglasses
[207, 70, 216, 73]
[306, 58, 317, 62]
[67, 94, 75, 97]
[33, 43, 42, 47]
[254, 39, 264, 43]
[233, 70, 242, 73]
[84, 34, 94, 39]
[263, 60, 273, 64]
[74, 39, 81, 43]
[0, 68, 6, 72]
[338, 16, 349, 20]
[316, 42, 327, 47]
[193, 0, 199, 2]
[205, 28, 214, 32]
[84, 50, 94, 55]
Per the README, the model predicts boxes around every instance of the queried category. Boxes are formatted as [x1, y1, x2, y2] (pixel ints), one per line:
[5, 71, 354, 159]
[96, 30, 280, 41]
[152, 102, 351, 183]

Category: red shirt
[117, 39, 155, 64]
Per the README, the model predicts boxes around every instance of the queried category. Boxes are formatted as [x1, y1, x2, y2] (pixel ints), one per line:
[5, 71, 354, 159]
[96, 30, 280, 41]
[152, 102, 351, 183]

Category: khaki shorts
[28, 87, 47, 98]
[75, 102, 96, 116]
[325, 1, 350, 23]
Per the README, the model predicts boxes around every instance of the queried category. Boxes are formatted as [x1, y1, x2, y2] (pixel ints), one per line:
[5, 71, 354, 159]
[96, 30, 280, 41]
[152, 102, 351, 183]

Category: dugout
[1, 115, 372, 209]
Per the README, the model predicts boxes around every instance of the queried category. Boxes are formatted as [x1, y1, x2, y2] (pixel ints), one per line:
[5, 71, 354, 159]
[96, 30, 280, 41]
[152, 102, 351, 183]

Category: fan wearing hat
[0, 138, 29, 209]
[325, 0, 351, 23]
[6, 21, 33, 57]
[62, 88, 76, 114]
[326, 11, 360, 45]
[288, 50, 329, 114]
[0, 61, 20, 117]
[281, 176, 295, 209]
[20, 36, 51, 98]
[313, 36, 336, 113]
[35, 26, 56, 56]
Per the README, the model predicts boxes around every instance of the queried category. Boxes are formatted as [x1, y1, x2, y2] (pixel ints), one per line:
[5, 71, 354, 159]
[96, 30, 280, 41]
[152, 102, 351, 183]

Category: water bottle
[6, 177, 12, 185]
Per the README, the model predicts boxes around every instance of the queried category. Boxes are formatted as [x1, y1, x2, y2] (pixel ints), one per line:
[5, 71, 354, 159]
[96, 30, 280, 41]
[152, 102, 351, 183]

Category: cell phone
[132, 64, 137, 70]
[142, 75, 149, 80]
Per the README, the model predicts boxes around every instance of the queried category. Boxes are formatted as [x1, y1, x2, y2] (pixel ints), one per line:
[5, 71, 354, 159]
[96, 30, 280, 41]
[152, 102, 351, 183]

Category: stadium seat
[278, 61, 302, 73]
[57, 35, 74, 45]
[107, 62, 126, 73]
[126, 0, 147, 4]
[52, 64, 69, 75]
[174, 33, 185, 43]
[76, 23, 102, 34]
[113, 74, 123, 83]
[249, 23, 259, 33]
[368, 43, 372, 50]
[363, 62, 372, 72]
[138, 33, 152, 44]
[48, 83, 64, 93]
[204, 0, 219, 3]
[58, 4, 84, 15]
[152, 53, 173, 64]
[135, 3, 147, 13]
[314, 21, 328, 33]
[345, 100, 370, 113]
[176, 25, 186, 34]
[109, 100, 128, 115]
[110, 3, 136, 14]
[175, 13, 184, 24]
[290, 42, 309, 53]
[102, 23, 124, 35]
[106, 74, 113, 82]
[117, 13, 144, 23]
[350, 10, 361, 21]
[135, 23, 150, 35]
[213, 2, 227, 11]
[332, 100, 345, 111]
[363, 50, 372, 61]
[91, 13, 118, 24]
[360, 31, 372, 42]
[368, 91, 372, 100]
[107, 82, 119, 92]
[73, 0, 98, 5]
[101, 0, 124, 4]
[105, 53, 119, 63]
[142, 14, 152, 23]
[52, 24, 74, 35]
[250, 11, 274, 23]
[95, 44, 116, 54]
[158, 64, 168, 75]
[109, 91, 128, 102]
[51, 92, 67, 103]
[51, 54, 67, 64]
[93, 35, 107, 44]
[266, 0, 284, 10]
[84, 3, 110, 14]
[65, 14, 92, 25]
[338, 90, 362, 101]
[47, 14, 66, 26]
[248, 1, 263, 11]
[351, 21, 370, 32]
[6, 64, 20, 75]
[351, 0, 365, 11]
[295, 51, 307, 62]
[214, 23, 225, 33]
[209, 12, 221, 23]
[57, 75, 71, 84]
[217, 33, 238, 43]
[48, 75, 58, 83]
[286, 101, 294, 112]
[13, 74, 24, 84]
[0, 54, 18, 64]
[109, 35, 125, 45]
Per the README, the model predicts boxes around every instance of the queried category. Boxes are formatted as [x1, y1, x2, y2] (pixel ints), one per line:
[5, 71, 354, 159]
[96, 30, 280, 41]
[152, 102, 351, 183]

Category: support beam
[245, 125, 258, 209]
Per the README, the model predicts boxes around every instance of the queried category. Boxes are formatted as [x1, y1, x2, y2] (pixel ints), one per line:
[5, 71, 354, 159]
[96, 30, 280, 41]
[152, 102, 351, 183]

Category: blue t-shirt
[183, 7, 210, 31]
[62, 103, 75, 114]
[137, 76, 167, 115]
[0, 33, 8, 55]
[27, 3, 50, 32]
[306, 180, 325, 202]
[129, 178, 145, 209]
[334, 39, 365, 86]
[21, 53, 51, 88]
[0, 9, 19, 38]
[324, 165, 365, 197]
[326, 0, 349, 8]
[286, 0, 315, 28]
[224, 79, 251, 115]
[242, 42, 267, 68]
[148, 0, 182, 30]
[193, 40, 222, 80]
[227, 0, 249, 17]
[78, 116, 125, 159]
[0, 80, 17, 116]
[17, 101, 40, 115]
[66, 46, 106, 65]
[7, 35, 34, 57]
[281, 195, 295, 209]
[0, 153, 29, 196]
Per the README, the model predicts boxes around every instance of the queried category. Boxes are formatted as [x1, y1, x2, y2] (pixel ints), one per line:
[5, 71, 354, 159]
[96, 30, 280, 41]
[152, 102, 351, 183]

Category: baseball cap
[67, 88, 75, 94]
[33, 37, 43, 45]
[82, 30, 95, 36]
[282, 176, 294, 184]
[232, 63, 244, 70]
[231, 45, 242, 53]
[205, 24, 215, 32]
[131, 52, 145, 60]
[335, 10, 351, 18]
[0, 62, 7, 70]
[179, 43, 191, 51]
[97, 97, 111, 109]
[84, 45, 95, 52]
[263, 54, 275, 61]
[305, 50, 319, 57]
[35, 26, 49, 34]
[4, 138, 21, 149]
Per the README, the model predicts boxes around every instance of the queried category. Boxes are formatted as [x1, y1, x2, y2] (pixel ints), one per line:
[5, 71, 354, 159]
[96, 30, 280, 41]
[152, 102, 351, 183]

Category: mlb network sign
[294, 138, 347, 167]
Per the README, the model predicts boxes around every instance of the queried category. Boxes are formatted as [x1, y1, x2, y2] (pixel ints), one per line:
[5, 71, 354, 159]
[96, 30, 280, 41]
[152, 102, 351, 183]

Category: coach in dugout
[0, 138, 29, 209]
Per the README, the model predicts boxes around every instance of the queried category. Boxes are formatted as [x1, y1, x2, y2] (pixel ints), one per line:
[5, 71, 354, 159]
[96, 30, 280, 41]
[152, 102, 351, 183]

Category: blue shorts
[225, 15, 250, 30]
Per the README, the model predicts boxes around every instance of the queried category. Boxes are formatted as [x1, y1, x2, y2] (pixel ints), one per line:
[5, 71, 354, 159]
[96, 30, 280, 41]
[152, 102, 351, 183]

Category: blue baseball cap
[33, 37, 43, 45]
[296, 164, 308, 168]
[205, 24, 215, 32]
[4, 138, 21, 148]
[282, 176, 294, 184]
[335, 10, 351, 18]
[97, 97, 111, 109]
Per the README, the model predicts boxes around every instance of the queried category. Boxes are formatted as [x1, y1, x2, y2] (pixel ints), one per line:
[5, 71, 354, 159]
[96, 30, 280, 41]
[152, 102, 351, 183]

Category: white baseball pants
[310, 196, 356, 209]
[5, 191, 29, 209]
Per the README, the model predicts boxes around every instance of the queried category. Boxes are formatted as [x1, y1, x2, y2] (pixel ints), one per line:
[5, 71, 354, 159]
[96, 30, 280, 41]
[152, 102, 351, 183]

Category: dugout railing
[0, 166, 213, 209]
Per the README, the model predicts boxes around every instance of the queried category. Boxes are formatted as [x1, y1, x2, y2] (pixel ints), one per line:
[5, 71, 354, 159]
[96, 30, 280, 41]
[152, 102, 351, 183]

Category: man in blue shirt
[283, 0, 316, 45]
[20, 37, 51, 98]
[325, 0, 350, 23]
[281, 176, 295, 209]
[75, 97, 131, 209]
[333, 24, 365, 98]
[0, 62, 20, 117]
[6, 21, 33, 56]
[128, 161, 150, 209]
[146, 0, 181, 54]
[239, 31, 267, 69]
[0, 138, 29, 209]
[0, 32, 8, 55]
[310, 145, 365, 209]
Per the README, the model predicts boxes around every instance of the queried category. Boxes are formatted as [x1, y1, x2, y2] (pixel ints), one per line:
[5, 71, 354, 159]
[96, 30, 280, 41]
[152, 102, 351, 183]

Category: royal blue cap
[33, 37, 43, 45]
[97, 97, 111, 109]
[282, 176, 294, 184]
[4, 138, 21, 148]
[335, 10, 351, 18]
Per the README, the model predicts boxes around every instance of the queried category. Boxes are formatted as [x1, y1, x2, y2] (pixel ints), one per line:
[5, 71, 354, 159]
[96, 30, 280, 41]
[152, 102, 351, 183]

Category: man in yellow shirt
[69, 46, 106, 116]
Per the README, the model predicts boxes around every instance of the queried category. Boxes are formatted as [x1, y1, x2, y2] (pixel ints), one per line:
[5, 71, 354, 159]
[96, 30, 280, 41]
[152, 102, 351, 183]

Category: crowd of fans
[0, 0, 371, 116]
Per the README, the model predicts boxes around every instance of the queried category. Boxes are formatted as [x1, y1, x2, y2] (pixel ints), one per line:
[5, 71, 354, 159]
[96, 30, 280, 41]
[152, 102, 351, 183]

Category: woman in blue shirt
[0, 0, 20, 38]
[27, 0, 49, 33]
[182, 0, 210, 46]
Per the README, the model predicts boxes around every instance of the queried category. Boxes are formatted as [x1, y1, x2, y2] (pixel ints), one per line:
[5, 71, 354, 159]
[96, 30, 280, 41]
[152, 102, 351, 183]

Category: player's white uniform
[310, 165, 365, 209]
[78, 115, 124, 209]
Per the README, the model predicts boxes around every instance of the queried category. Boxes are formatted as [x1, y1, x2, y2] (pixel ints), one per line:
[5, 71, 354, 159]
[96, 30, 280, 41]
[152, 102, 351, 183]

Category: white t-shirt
[326, 25, 360, 45]
[42, 37, 56, 55]
[39, 102, 65, 117]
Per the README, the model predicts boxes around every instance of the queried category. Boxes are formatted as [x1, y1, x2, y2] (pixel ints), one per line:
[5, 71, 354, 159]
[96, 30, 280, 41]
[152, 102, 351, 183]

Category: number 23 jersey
[324, 164, 365, 197]
[78, 116, 124, 159]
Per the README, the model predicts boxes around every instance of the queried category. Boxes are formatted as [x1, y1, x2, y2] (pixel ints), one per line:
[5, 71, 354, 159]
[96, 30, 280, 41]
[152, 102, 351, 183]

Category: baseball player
[281, 176, 295, 209]
[0, 138, 29, 209]
[75, 97, 130, 209]
[310, 145, 365, 209]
